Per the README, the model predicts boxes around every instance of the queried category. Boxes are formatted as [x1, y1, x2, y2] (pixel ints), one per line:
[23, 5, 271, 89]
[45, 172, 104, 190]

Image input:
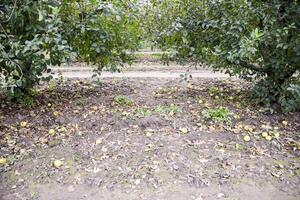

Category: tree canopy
[145, 0, 300, 111]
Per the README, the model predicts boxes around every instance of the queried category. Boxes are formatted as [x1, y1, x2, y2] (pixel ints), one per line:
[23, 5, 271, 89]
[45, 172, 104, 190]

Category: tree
[60, 0, 142, 74]
[149, 0, 300, 111]
[0, 0, 141, 100]
[0, 0, 71, 99]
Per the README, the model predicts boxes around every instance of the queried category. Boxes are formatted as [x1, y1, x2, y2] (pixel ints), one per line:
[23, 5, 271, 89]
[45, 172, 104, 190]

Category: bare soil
[0, 78, 300, 200]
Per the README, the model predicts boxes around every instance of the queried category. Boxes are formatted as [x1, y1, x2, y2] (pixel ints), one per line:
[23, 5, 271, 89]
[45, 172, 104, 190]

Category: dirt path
[53, 70, 230, 79]
[1, 78, 299, 200]
[50, 62, 230, 79]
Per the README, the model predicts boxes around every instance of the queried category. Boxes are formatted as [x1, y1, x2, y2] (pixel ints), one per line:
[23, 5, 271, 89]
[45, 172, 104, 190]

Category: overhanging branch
[239, 61, 264, 73]
[229, 60, 265, 73]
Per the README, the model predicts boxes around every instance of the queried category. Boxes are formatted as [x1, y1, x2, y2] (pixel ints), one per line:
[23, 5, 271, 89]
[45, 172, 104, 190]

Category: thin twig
[2, 0, 18, 23]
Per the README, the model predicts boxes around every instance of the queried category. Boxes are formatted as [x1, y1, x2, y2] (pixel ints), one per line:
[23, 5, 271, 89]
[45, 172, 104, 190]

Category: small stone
[145, 132, 153, 137]
[198, 99, 204, 104]
[95, 138, 103, 145]
[217, 193, 225, 198]
[134, 179, 141, 185]
[67, 185, 75, 192]
[173, 164, 179, 170]
[101, 146, 108, 153]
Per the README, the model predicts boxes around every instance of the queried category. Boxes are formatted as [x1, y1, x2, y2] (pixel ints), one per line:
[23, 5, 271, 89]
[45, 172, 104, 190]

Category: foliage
[113, 95, 133, 106]
[279, 80, 300, 112]
[154, 105, 181, 115]
[135, 105, 181, 117]
[60, 0, 141, 74]
[202, 107, 230, 122]
[208, 86, 219, 96]
[0, 0, 141, 99]
[148, 0, 300, 111]
[0, 0, 71, 99]
[136, 107, 153, 117]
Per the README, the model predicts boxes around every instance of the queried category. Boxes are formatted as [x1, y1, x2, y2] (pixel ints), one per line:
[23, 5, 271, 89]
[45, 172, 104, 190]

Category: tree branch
[239, 61, 263, 72]
[229, 60, 265, 73]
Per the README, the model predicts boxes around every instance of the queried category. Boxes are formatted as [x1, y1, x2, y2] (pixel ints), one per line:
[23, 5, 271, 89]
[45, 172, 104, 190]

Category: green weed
[114, 95, 133, 106]
[202, 107, 230, 122]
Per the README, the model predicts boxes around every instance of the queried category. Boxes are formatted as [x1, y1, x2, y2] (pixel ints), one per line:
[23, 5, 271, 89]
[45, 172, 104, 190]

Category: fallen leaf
[145, 132, 153, 137]
[233, 114, 239, 119]
[282, 121, 288, 126]
[243, 135, 251, 142]
[48, 129, 55, 136]
[53, 111, 59, 117]
[95, 138, 103, 145]
[20, 121, 28, 128]
[262, 132, 268, 138]
[0, 157, 7, 165]
[265, 135, 272, 141]
[53, 160, 63, 168]
[273, 132, 280, 139]
[101, 146, 108, 153]
[179, 127, 189, 134]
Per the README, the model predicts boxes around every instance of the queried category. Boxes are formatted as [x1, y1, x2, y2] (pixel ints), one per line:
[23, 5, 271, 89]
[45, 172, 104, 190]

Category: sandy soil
[0, 78, 299, 200]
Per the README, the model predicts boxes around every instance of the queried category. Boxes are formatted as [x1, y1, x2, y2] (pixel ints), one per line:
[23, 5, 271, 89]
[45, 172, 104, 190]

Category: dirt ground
[0, 77, 300, 200]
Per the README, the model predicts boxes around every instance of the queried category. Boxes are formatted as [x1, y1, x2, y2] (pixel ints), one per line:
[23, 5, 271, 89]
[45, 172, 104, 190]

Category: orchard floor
[1, 77, 300, 200]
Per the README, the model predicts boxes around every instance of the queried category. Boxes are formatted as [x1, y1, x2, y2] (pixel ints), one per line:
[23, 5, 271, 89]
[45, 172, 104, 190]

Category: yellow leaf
[244, 125, 251, 131]
[262, 132, 268, 138]
[198, 99, 204, 104]
[179, 127, 189, 134]
[122, 111, 130, 116]
[265, 135, 272, 141]
[282, 121, 288, 126]
[48, 129, 55, 136]
[20, 121, 28, 128]
[0, 157, 7, 165]
[53, 160, 63, 168]
[233, 114, 239, 119]
[95, 138, 102, 145]
[145, 132, 153, 137]
[243, 135, 251, 142]
[53, 111, 59, 117]
[273, 132, 280, 138]
[237, 124, 243, 129]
